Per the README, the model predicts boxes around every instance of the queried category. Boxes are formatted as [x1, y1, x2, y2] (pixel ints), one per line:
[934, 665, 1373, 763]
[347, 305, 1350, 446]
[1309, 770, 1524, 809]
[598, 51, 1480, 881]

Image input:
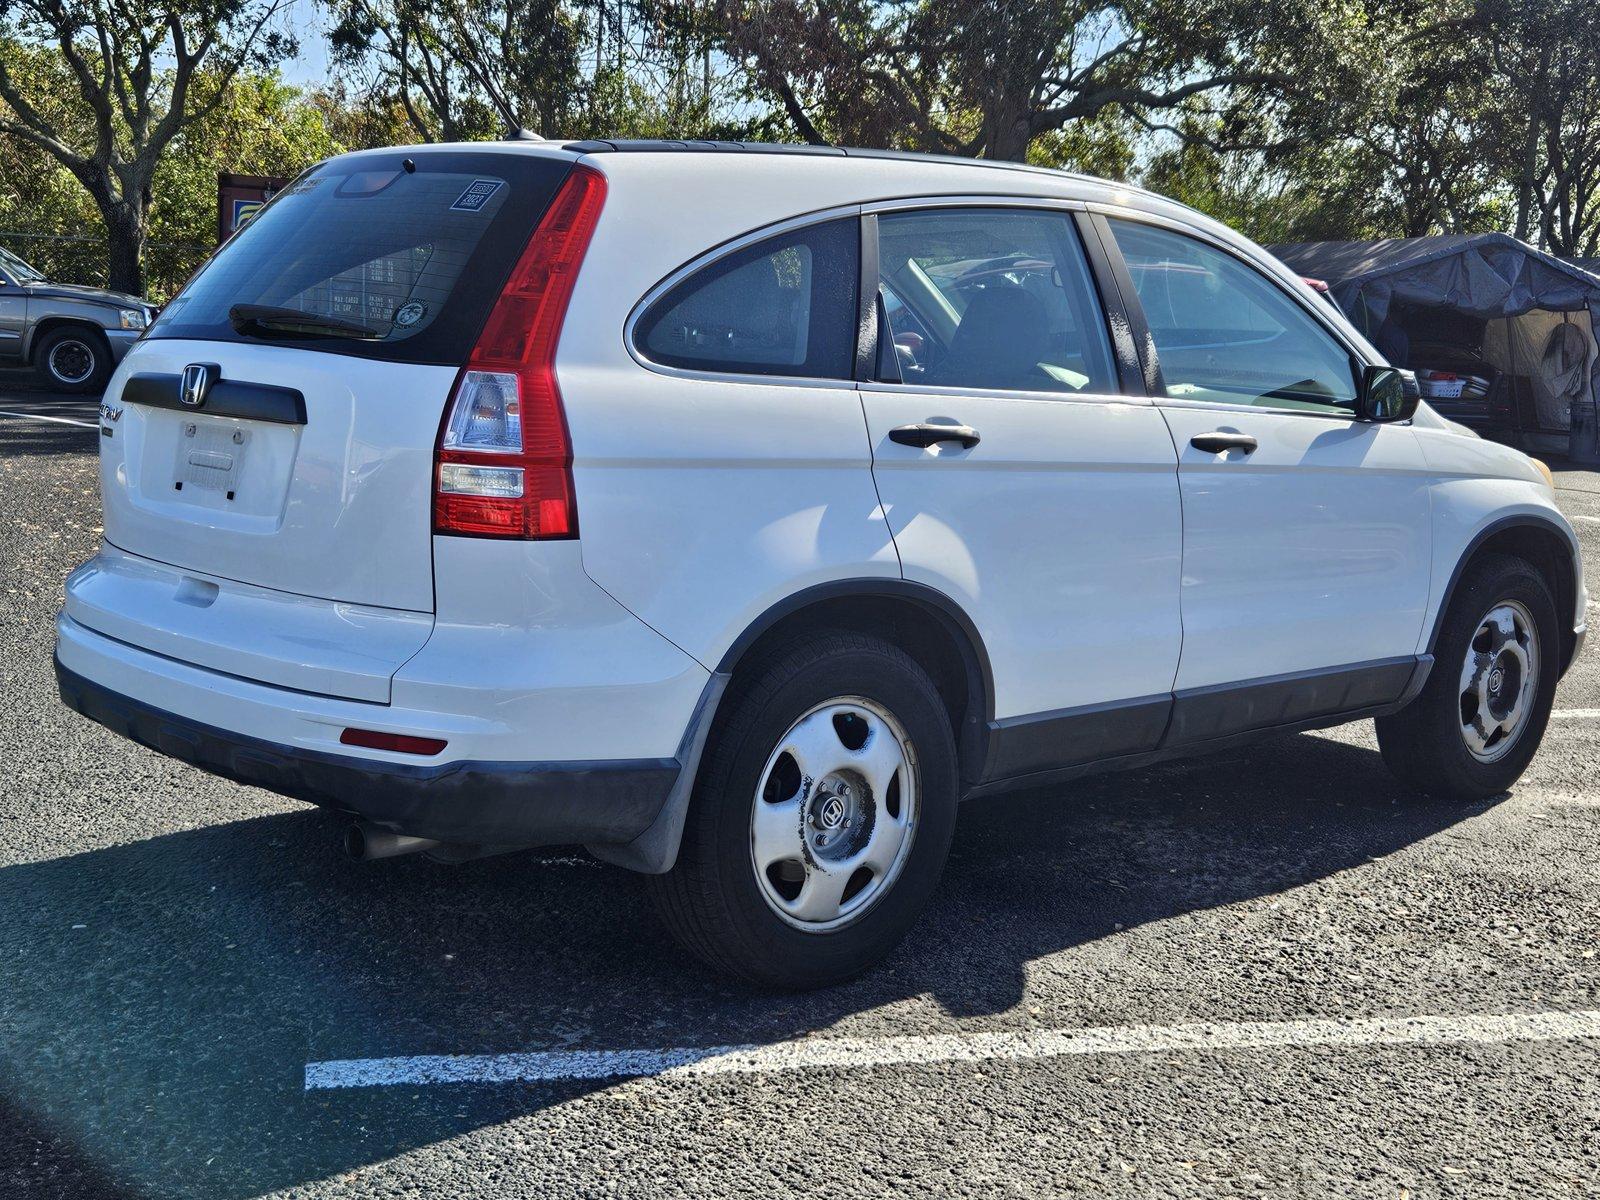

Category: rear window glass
[148, 151, 572, 365]
[634, 218, 859, 379]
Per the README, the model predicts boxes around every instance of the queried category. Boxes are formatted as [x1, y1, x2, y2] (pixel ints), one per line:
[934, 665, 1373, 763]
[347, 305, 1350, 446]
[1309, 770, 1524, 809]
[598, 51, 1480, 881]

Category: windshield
[147, 150, 574, 365]
[0, 245, 45, 283]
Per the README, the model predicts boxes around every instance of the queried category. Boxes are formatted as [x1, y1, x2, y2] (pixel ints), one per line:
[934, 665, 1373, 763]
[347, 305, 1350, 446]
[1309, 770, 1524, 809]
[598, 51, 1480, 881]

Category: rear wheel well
[717, 590, 990, 782]
[1446, 522, 1578, 672]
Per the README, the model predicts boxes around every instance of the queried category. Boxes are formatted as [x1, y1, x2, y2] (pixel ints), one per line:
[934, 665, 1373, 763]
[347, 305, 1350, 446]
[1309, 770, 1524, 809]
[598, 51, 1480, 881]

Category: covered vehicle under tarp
[1270, 233, 1600, 461]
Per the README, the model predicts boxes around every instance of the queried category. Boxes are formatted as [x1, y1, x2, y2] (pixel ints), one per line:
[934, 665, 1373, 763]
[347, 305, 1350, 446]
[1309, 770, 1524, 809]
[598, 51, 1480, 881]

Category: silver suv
[0, 245, 154, 393]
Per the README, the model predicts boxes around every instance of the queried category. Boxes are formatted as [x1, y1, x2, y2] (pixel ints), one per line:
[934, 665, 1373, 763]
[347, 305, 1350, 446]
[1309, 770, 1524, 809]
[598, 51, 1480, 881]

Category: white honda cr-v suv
[57, 139, 1586, 988]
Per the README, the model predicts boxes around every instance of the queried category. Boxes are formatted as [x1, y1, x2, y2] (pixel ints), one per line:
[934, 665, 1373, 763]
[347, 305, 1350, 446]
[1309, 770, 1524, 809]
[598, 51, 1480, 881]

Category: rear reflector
[340, 728, 448, 756]
[433, 165, 607, 539]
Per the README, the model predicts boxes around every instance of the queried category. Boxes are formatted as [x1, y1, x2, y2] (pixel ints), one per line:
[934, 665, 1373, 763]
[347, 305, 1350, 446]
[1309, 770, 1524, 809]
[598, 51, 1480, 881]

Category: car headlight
[118, 308, 148, 330]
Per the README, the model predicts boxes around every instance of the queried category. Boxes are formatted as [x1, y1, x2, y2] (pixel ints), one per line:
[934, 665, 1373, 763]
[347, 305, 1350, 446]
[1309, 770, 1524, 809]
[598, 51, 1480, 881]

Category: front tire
[651, 631, 958, 989]
[1377, 553, 1559, 800]
[34, 326, 112, 395]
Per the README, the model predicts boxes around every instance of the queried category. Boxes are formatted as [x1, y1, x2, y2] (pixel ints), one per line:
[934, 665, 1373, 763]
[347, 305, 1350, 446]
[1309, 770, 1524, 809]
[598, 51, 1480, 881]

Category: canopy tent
[1271, 233, 1600, 461]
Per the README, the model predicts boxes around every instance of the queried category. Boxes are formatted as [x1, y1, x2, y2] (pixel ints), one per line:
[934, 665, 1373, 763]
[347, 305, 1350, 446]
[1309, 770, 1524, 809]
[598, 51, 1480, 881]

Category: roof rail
[561, 137, 1120, 191]
[563, 139, 844, 157]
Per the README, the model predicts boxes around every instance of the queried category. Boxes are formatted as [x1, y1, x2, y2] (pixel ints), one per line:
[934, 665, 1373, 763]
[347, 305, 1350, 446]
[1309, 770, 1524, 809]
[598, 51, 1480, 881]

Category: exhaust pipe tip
[344, 821, 442, 862]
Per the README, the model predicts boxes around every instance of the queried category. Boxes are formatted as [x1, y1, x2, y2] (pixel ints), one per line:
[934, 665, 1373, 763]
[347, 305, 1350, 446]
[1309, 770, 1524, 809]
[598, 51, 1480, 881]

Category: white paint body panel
[861, 389, 1182, 717]
[1411, 423, 1587, 648]
[563, 365, 900, 671]
[99, 338, 457, 613]
[1159, 405, 1434, 689]
[63, 544, 433, 703]
[58, 540, 706, 764]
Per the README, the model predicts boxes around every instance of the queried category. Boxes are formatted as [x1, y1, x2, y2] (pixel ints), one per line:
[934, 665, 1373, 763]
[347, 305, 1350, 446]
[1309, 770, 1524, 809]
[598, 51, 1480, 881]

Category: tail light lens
[433, 165, 607, 538]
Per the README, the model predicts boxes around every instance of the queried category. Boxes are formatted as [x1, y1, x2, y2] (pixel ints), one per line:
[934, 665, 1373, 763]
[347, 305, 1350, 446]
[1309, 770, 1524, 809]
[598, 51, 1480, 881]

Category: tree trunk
[104, 207, 146, 297]
[982, 102, 1034, 163]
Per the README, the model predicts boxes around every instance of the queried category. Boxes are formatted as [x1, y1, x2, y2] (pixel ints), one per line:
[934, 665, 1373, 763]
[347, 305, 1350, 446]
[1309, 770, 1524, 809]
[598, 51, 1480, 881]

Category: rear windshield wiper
[229, 304, 381, 341]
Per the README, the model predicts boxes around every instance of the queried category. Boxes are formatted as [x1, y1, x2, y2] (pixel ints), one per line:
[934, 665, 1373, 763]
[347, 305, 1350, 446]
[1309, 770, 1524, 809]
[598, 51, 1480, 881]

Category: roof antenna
[505, 126, 543, 141]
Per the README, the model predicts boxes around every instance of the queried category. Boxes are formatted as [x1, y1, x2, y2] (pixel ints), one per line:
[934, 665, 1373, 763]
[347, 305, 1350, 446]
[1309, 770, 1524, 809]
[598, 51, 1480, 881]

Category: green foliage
[0, 66, 384, 298]
[1028, 112, 1140, 182]
[0, 0, 300, 292]
[7, 0, 1600, 287]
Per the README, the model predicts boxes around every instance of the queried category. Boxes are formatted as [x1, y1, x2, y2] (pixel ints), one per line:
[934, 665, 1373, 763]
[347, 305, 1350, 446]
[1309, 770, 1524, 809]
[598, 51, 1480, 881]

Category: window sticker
[393, 301, 427, 328]
[451, 179, 503, 212]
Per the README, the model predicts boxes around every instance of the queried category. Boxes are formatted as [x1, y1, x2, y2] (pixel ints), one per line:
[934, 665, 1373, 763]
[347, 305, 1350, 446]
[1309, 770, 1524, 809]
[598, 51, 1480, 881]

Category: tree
[712, 0, 1322, 162]
[0, 69, 389, 298]
[0, 0, 296, 294]
[1476, 0, 1600, 255]
[145, 73, 349, 290]
[325, 0, 585, 141]
[324, 0, 740, 143]
[1127, 0, 1522, 244]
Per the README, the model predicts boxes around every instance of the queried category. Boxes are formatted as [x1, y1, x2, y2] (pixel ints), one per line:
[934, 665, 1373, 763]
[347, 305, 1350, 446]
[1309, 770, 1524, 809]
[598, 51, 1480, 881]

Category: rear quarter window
[633, 218, 860, 379]
[148, 152, 574, 365]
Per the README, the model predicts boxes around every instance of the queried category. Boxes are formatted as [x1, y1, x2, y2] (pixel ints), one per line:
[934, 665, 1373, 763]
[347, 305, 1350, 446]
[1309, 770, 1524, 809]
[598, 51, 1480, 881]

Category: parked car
[0, 245, 155, 393]
[55, 142, 1587, 988]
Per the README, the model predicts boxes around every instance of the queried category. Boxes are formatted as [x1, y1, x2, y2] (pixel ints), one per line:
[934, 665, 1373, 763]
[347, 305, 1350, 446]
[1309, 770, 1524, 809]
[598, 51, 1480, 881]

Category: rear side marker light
[433, 165, 607, 539]
[340, 728, 448, 756]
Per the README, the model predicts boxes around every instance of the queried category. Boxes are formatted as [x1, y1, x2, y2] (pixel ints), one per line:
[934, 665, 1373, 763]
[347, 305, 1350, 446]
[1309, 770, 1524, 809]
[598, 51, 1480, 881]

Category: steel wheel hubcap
[1459, 599, 1539, 763]
[750, 697, 918, 932]
[48, 339, 94, 384]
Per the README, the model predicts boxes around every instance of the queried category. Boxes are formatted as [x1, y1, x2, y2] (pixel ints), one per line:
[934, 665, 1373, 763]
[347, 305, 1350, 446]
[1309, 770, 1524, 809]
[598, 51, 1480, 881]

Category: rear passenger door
[1097, 215, 1432, 744]
[859, 203, 1184, 783]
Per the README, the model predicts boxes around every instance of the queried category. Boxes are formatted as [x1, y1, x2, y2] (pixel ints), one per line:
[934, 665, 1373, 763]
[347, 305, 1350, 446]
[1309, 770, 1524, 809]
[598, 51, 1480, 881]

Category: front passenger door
[861, 205, 1184, 784]
[1101, 217, 1433, 744]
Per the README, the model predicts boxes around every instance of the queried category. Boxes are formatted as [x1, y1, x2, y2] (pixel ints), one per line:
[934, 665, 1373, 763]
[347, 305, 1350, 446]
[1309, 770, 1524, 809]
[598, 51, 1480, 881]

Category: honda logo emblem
[180, 362, 220, 408]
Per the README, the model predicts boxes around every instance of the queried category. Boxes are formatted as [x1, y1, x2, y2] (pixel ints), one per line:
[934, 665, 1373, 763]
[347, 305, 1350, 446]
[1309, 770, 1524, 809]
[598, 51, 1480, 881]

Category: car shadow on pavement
[0, 730, 1493, 1198]
[0, 417, 98, 459]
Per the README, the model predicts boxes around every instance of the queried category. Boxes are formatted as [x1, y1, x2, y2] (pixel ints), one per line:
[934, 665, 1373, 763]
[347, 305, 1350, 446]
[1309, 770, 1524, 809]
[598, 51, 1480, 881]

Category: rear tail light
[433, 165, 607, 538]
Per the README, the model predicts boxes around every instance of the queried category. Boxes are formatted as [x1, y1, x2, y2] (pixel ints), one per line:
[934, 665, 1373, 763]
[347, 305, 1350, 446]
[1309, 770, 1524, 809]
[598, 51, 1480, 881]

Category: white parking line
[1568, 513, 1600, 524]
[0, 409, 97, 429]
[304, 1008, 1600, 1090]
[1551, 709, 1600, 720]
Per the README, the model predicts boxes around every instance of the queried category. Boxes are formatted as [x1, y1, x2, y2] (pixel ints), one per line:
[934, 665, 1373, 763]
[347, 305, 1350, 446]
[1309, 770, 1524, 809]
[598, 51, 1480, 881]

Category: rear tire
[650, 631, 958, 989]
[34, 326, 111, 395]
[1376, 553, 1558, 801]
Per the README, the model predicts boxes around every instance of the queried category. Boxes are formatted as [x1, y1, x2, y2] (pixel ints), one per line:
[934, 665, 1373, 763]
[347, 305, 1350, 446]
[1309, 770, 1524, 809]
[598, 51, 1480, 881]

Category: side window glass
[635, 217, 859, 379]
[874, 208, 1116, 394]
[1107, 219, 1357, 412]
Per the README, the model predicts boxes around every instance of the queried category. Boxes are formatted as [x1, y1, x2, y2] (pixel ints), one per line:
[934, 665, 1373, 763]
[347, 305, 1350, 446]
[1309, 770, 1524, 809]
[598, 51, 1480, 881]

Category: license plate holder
[173, 420, 250, 497]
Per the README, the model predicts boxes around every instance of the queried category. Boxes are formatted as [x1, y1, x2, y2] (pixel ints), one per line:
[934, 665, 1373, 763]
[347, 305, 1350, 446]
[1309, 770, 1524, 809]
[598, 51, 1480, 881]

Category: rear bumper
[56, 656, 680, 847]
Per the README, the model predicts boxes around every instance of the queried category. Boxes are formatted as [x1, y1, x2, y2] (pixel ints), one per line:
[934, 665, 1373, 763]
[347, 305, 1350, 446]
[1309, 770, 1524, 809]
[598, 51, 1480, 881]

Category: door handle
[1190, 432, 1258, 454]
[889, 422, 981, 450]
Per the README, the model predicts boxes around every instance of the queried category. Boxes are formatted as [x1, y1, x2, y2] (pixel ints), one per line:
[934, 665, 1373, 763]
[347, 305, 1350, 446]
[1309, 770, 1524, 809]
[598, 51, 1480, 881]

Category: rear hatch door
[99, 147, 575, 615]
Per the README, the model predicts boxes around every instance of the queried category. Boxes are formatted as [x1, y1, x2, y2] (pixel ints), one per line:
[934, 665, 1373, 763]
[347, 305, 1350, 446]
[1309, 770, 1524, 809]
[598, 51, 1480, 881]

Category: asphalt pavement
[1, 391, 1597, 1198]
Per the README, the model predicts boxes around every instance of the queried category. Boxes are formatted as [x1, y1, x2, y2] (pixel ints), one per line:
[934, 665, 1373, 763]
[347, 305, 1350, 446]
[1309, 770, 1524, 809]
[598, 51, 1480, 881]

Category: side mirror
[1356, 365, 1419, 423]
